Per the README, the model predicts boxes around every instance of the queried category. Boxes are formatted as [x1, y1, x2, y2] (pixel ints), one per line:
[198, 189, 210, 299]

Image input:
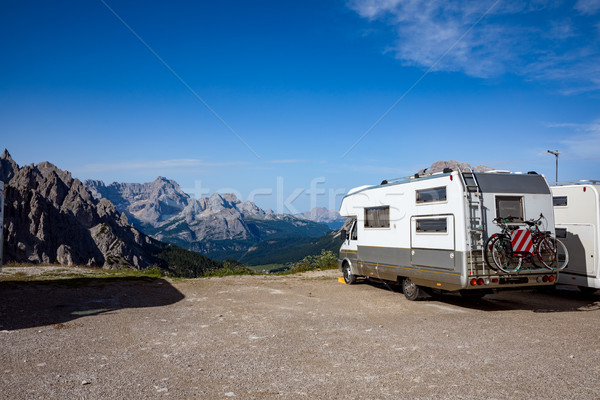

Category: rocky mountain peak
[2, 148, 13, 161]
[1, 153, 175, 268]
[297, 207, 346, 229]
[423, 160, 495, 175]
[0, 148, 18, 183]
[84, 176, 191, 227]
[207, 193, 229, 211]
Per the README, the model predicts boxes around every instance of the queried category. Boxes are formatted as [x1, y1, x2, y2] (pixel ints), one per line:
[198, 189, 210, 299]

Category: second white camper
[338, 170, 559, 300]
[551, 182, 600, 292]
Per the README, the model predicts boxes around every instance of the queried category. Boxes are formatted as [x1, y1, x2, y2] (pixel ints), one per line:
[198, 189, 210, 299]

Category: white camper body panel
[551, 184, 600, 289]
[340, 173, 468, 252]
[339, 171, 557, 293]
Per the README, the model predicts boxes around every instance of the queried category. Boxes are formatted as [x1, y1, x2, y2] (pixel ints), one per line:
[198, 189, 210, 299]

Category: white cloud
[347, 0, 600, 90]
[548, 121, 600, 160]
[575, 0, 600, 14]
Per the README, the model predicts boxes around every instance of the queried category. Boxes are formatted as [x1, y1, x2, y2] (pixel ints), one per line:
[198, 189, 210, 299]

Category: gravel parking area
[1, 267, 599, 399]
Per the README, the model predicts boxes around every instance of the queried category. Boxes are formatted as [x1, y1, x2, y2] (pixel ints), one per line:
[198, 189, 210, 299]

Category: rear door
[410, 214, 455, 270]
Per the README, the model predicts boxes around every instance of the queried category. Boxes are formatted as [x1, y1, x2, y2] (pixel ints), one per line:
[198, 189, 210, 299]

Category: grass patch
[0, 250, 338, 282]
[203, 260, 256, 278]
[0, 265, 162, 283]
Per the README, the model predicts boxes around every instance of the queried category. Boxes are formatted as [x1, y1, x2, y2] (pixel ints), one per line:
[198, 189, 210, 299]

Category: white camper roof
[552, 180, 600, 187]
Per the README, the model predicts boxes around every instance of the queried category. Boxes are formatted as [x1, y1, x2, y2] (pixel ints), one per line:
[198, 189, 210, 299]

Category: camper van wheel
[401, 278, 421, 301]
[342, 262, 356, 285]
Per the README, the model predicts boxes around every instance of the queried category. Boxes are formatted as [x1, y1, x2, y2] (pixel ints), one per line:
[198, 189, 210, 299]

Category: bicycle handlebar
[493, 216, 519, 224]
[524, 213, 545, 227]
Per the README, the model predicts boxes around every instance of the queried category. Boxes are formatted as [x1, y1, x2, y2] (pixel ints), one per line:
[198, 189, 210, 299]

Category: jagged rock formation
[412, 160, 495, 177]
[85, 177, 191, 226]
[0, 150, 221, 273]
[85, 178, 331, 261]
[296, 207, 346, 229]
[428, 160, 494, 174]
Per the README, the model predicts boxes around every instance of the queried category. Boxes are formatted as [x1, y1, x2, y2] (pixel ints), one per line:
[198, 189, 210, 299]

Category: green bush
[204, 260, 256, 277]
[288, 250, 338, 274]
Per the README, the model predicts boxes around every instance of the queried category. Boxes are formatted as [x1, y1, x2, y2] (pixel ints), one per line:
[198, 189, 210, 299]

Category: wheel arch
[341, 257, 359, 275]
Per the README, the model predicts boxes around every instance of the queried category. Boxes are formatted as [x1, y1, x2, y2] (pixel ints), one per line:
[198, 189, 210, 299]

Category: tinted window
[364, 206, 390, 228]
[416, 186, 447, 203]
[416, 218, 447, 233]
[553, 196, 567, 207]
[496, 196, 523, 221]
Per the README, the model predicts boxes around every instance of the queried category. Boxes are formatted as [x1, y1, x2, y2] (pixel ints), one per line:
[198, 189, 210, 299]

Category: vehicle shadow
[0, 277, 185, 331]
[362, 279, 600, 313]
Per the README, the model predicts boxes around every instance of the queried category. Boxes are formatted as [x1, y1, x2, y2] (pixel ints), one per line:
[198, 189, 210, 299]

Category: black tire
[401, 278, 422, 301]
[555, 238, 569, 270]
[484, 236, 499, 271]
[491, 236, 521, 273]
[342, 262, 356, 285]
[537, 237, 569, 270]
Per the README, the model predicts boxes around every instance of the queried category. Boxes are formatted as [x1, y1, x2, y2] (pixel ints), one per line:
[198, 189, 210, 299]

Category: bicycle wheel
[491, 236, 521, 273]
[537, 236, 569, 270]
[483, 236, 498, 271]
[555, 238, 569, 270]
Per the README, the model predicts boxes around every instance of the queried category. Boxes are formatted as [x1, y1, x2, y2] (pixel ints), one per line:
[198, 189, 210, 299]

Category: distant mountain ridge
[0, 150, 222, 276]
[296, 207, 346, 229]
[85, 178, 331, 262]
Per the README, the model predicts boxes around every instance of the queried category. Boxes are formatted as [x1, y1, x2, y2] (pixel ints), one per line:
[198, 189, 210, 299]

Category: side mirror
[340, 229, 347, 241]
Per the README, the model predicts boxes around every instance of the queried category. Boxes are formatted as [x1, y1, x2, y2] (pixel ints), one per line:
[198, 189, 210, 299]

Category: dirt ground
[1, 267, 599, 399]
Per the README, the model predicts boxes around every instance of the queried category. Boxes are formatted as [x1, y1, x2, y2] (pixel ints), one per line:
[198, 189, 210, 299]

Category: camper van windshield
[416, 187, 446, 203]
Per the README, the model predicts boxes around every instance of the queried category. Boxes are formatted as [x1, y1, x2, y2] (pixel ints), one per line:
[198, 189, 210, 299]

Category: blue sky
[1, 0, 599, 213]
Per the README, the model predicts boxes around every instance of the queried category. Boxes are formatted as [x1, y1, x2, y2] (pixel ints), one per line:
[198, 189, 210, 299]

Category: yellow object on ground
[338, 277, 346, 284]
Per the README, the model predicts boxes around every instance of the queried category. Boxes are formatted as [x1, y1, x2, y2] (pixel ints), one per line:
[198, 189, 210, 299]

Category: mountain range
[84, 178, 339, 264]
[1, 151, 491, 270]
[295, 207, 346, 229]
[0, 150, 222, 276]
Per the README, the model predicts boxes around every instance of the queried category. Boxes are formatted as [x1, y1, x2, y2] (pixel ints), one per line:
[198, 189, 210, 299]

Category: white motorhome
[0, 181, 4, 269]
[551, 182, 600, 293]
[338, 170, 558, 300]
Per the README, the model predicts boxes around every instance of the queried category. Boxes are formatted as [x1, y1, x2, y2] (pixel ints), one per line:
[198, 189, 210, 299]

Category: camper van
[338, 170, 559, 300]
[0, 181, 4, 269]
[551, 182, 599, 293]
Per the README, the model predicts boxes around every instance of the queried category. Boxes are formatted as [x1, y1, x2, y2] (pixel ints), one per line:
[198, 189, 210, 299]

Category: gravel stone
[0, 269, 599, 399]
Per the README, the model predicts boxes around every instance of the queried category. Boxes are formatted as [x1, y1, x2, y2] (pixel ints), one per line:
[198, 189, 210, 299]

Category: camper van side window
[364, 206, 390, 228]
[553, 196, 567, 207]
[495, 196, 523, 221]
[415, 218, 447, 233]
[416, 186, 447, 203]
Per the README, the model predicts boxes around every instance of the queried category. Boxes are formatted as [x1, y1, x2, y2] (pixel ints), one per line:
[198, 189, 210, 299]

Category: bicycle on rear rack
[484, 214, 569, 273]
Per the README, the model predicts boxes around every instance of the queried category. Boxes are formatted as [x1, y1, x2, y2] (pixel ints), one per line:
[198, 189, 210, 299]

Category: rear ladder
[461, 170, 485, 275]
